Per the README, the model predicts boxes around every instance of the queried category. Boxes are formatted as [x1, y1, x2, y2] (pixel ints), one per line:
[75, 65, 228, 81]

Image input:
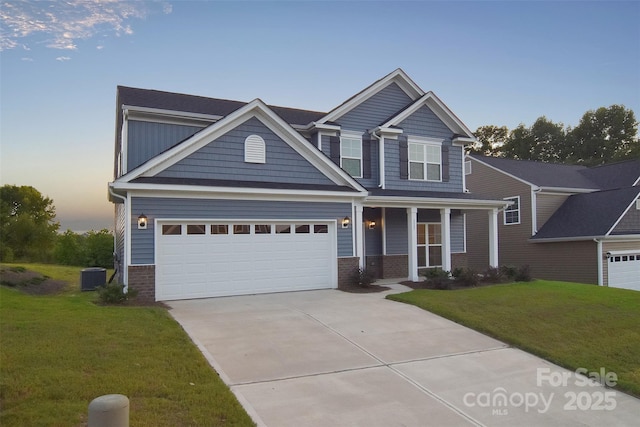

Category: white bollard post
[88, 394, 129, 427]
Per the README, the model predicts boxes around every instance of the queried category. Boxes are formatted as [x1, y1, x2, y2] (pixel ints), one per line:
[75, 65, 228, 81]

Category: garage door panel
[608, 252, 640, 291]
[156, 221, 336, 300]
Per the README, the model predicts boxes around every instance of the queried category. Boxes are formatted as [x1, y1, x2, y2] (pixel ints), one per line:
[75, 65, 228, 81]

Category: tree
[500, 117, 566, 162]
[567, 105, 638, 165]
[54, 229, 114, 268]
[471, 125, 509, 156]
[0, 185, 59, 261]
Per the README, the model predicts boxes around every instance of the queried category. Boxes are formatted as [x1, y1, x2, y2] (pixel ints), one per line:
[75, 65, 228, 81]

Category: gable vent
[244, 134, 266, 164]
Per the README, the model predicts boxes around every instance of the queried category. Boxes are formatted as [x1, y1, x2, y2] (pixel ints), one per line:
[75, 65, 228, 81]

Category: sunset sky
[1, 1, 639, 232]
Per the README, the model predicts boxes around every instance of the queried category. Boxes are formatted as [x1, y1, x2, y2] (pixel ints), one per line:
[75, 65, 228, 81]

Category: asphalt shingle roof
[531, 186, 640, 240]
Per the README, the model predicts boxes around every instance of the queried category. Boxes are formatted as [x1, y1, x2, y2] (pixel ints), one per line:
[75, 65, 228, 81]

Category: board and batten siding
[129, 197, 353, 264]
[157, 117, 335, 186]
[127, 121, 203, 172]
[334, 83, 413, 131]
[114, 203, 126, 273]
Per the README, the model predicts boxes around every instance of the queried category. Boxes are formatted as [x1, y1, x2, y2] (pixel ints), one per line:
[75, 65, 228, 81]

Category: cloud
[21, 57, 34, 62]
[56, 56, 71, 62]
[0, 0, 172, 51]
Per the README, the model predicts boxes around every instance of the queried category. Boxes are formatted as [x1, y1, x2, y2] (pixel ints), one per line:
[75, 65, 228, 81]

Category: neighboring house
[465, 155, 640, 290]
[108, 69, 507, 301]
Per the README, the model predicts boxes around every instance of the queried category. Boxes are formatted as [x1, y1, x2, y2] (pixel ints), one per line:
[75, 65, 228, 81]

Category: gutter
[594, 238, 603, 286]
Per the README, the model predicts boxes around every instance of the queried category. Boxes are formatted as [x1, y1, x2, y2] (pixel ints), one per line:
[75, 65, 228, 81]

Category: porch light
[138, 213, 148, 230]
[341, 216, 351, 228]
[368, 220, 376, 230]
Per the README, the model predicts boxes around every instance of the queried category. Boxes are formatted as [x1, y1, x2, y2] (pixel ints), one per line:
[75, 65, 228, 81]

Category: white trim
[340, 132, 363, 179]
[488, 208, 499, 267]
[381, 207, 387, 255]
[607, 249, 640, 256]
[125, 192, 132, 286]
[417, 222, 443, 269]
[317, 69, 424, 125]
[123, 105, 222, 125]
[441, 208, 451, 271]
[503, 195, 521, 225]
[596, 239, 603, 286]
[407, 207, 419, 281]
[381, 92, 475, 139]
[354, 204, 364, 269]
[531, 189, 538, 235]
[121, 111, 129, 175]
[605, 192, 640, 236]
[408, 139, 443, 182]
[530, 234, 640, 243]
[364, 195, 509, 210]
[117, 99, 367, 193]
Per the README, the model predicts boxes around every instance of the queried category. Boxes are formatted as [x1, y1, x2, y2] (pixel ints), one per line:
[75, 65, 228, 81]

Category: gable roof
[531, 186, 640, 240]
[116, 98, 366, 193]
[469, 155, 640, 191]
[380, 91, 475, 139]
[315, 68, 424, 125]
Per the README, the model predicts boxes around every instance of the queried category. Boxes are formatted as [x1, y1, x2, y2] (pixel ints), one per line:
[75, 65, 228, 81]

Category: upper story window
[340, 133, 362, 178]
[409, 142, 441, 181]
[244, 134, 266, 164]
[504, 196, 520, 225]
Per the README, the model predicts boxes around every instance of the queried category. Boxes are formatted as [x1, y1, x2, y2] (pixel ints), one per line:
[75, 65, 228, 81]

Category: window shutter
[330, 136, 340, 165]
[442, 145, 450, 182]
[399, 135, 408, 179]
[362, 136, 371, 179]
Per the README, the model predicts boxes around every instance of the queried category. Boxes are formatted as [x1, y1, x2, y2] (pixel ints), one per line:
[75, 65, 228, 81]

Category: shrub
[349, 268, 376, 287]
[456, 268, 480, 287]
[514, 264, 532, 282]
[483, 266, 505, 283]
[96, 283, 138, 304]
[422, 268, 451, 290]
[500, 265, 518, 281]
[451, 267, 465, 279]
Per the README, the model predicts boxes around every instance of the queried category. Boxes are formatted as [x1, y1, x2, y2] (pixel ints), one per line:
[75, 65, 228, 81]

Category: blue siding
[130, 197, 353, 264]
[397, 106, 453, 139]
[157, 117, 334, 186]
[384, 138, 464, 192]
[385, 208, 408, 255]
[128, 121, 203, 172]
[336, 83, 412, 131]
[364, 208, 383, 256]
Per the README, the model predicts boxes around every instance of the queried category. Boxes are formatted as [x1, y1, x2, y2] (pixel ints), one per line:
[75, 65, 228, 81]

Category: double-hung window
[409, 141, 441, 181]
[504, 196, 520, 225]
[340, 133, 362, 178]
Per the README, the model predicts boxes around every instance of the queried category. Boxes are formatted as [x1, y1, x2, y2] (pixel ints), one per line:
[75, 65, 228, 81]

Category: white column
[441, 208, 451, 272]
[488, 208, 499, 267]
[355, 204, 364, 269]
[407, 207, 418, 281]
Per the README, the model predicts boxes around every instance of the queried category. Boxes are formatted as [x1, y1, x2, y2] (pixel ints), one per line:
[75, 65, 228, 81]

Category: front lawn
[0, 263, 254, 426]
[387, 280, 640, 397]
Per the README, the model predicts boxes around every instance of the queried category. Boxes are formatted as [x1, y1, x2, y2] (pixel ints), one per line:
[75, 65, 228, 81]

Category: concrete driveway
[168, 285, 640, 426]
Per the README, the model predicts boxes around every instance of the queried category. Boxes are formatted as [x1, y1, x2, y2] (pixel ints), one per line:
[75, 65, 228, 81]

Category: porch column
[440, 208, 451, 272]
[355, 204, 364, 269]
[488, 208, 499, 267]
[407, 207, 419, 281]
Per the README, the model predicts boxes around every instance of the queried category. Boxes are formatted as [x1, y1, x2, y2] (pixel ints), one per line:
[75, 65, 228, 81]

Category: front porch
[353, 201, 504, 281]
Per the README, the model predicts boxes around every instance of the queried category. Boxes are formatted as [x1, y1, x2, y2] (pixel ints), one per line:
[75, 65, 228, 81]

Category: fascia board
[364, 195, 509, 210]
[317, 69, 424, 125]
[538, 186, 597, 194]
[123, 105, 222, 124]
[605, 191, 640, 236]
[381, 92, 474, 138]
[118, 183, 367, 202]
[529, 235, 604, 243]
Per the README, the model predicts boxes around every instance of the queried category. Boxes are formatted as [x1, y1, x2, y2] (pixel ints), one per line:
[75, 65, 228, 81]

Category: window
[276, 224, 291, 234]
[295, 224, 310, 234]
[417, 223, 442, 268]
[187, 224, 206, 235]
[409, 142, 441, 181]
[465, 160, 472, 175]
[314, 224, 328, 234]
[340, 135, 362, 178]
[211, 224, 229, 235]
[244, 134, 266, 164]
[233, 224, 250, 234]
[162, 224, 182, 235]
[504, 196, 520, 225]
[255, 224, 272, 234]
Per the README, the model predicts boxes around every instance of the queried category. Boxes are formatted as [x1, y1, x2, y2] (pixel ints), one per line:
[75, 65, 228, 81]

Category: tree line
[470, 105, 639, 165]
[0, 185, 113, 268]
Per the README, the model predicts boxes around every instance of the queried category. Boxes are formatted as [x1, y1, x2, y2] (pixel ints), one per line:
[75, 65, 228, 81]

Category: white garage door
[608, 251, 640, 291]
[156, 221, 337, 300]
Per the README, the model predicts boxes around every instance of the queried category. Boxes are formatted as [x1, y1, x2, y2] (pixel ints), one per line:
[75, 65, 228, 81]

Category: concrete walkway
[168, 285, 640, 426]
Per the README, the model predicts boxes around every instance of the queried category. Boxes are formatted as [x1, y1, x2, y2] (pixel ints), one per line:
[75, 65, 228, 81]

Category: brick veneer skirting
[337, 257, 360, 289]
[128, 265, 155, 301]
[381, 255, 408, 279]
[451, 253, 468, 271]
[365, 255, 384, 279]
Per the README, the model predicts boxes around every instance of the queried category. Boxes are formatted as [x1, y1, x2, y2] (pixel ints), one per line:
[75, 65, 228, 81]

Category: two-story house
[108, 69, 508, 301]
[465, 155, 640, 290]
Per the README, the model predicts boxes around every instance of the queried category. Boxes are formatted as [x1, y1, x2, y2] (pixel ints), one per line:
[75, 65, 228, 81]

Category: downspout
[532, 187, 541, 236]
[370, 128, 385, 189]
[108, 186, 127, 288]
[594, 238, 603, 286]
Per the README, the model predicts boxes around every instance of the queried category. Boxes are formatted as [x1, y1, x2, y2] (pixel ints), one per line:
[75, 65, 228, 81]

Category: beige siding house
[465, 155, 640, 290]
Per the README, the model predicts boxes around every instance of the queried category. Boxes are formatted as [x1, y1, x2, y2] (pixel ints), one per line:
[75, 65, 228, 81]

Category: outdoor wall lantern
[368, 220, 376, 230]
[341, 216, 351, 228]
[138, 213, 148, 230]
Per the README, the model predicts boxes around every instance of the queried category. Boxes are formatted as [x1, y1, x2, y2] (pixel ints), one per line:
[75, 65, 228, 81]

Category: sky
[1, 0, 639, 232]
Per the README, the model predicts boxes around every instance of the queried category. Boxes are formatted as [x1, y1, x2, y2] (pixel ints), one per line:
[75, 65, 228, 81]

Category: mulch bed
[339, 283, 391, 293]
[0, 267, 67, 295]
[400, 279, 503, 290]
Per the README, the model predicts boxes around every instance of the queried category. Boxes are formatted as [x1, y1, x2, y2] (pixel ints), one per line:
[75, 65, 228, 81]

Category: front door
[417, 223, 442, 268]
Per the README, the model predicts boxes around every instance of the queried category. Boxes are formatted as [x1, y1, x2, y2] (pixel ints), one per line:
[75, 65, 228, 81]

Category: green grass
[387, 280, 640, 397]
[0, 263, 254, 426]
